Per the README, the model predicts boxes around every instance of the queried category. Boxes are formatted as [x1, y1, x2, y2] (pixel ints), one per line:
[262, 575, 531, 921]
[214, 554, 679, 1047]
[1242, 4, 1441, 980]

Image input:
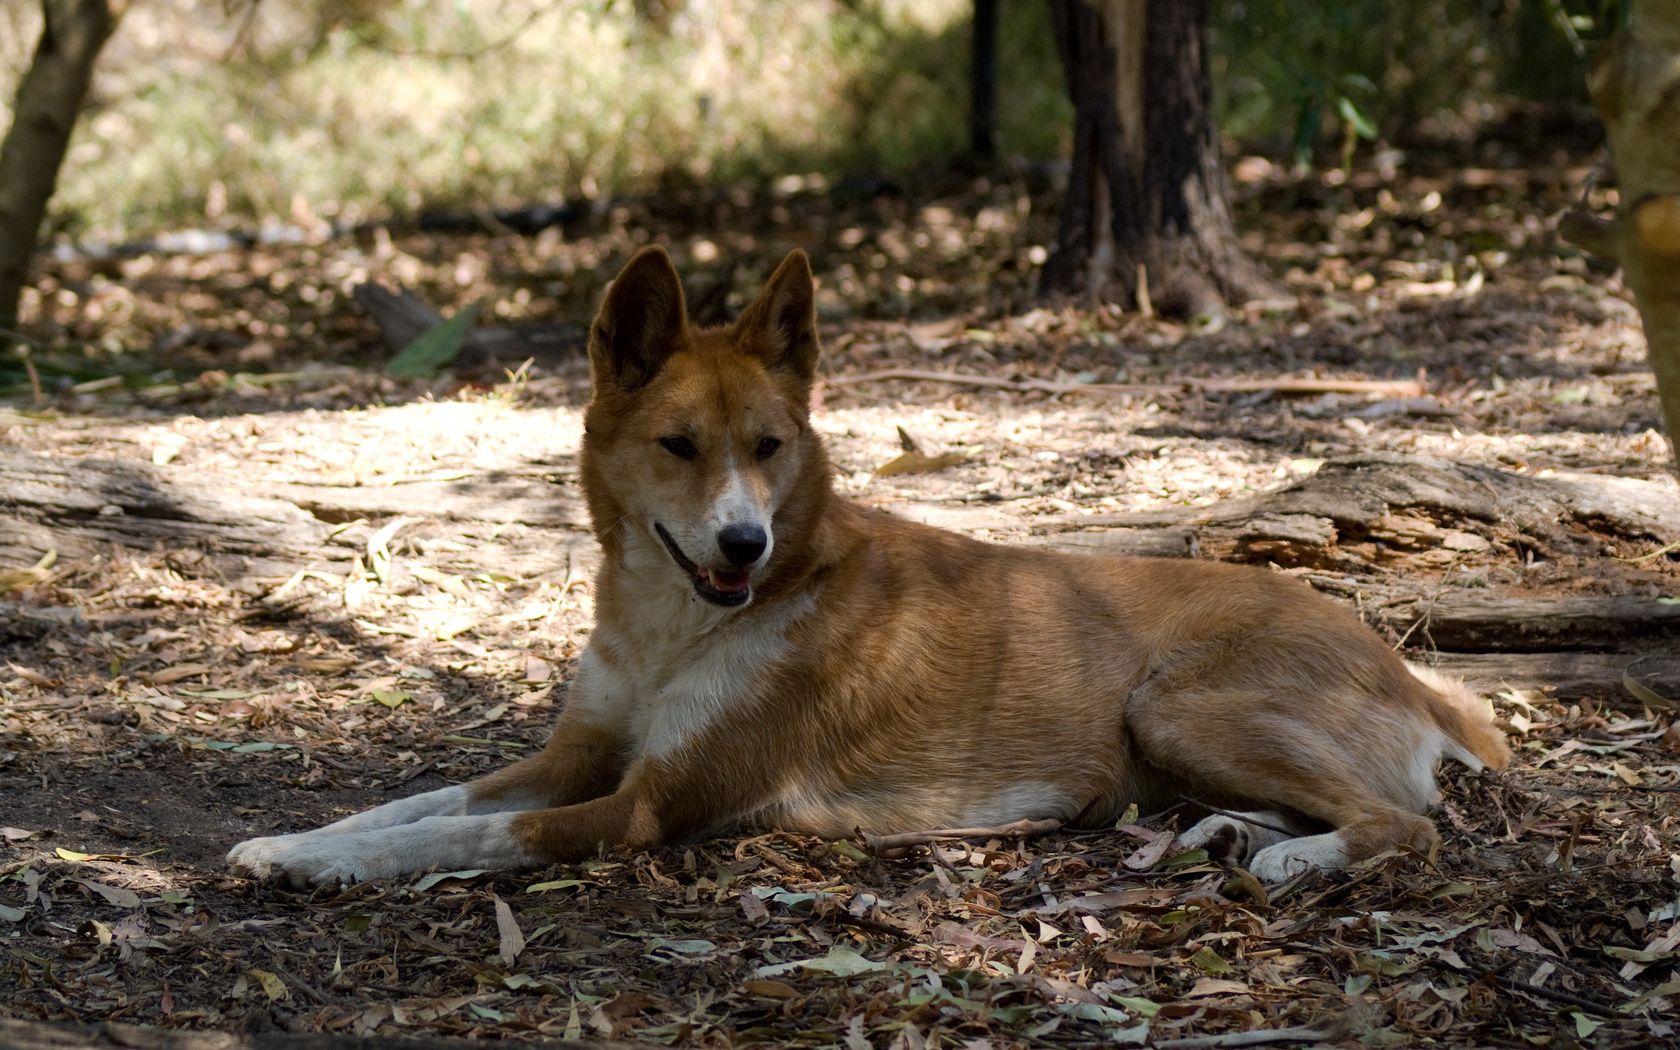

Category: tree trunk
[1040, 0, 1270, 317]
[1560, 0, 1680, 469]
[971, 0, 998, 160]
[0, 0, 125, 335]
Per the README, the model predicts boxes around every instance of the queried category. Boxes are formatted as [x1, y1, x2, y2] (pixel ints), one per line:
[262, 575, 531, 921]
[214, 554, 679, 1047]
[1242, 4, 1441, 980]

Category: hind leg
[1247, 809, 1437, 882]
[1131, 656, 1445, 881]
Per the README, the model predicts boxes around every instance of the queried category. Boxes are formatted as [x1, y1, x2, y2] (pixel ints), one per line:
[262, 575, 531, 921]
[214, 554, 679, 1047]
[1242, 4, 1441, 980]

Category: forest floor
[3, 145, 1680, 1048]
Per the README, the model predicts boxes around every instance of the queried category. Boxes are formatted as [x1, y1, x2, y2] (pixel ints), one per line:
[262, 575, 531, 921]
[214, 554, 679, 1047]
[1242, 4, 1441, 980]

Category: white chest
[571, 591, 814, 760]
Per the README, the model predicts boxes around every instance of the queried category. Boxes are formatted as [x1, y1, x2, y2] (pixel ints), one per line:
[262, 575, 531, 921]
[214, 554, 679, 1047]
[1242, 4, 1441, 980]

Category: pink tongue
[708, 568, 751, 592]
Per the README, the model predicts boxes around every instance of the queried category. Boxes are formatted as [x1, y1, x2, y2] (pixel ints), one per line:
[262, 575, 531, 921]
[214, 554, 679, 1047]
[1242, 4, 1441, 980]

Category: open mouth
[654, 524, 753, 607]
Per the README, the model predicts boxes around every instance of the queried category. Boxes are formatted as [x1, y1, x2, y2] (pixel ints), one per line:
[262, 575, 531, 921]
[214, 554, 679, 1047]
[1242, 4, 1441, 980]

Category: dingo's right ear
[589, 247, 687, 391]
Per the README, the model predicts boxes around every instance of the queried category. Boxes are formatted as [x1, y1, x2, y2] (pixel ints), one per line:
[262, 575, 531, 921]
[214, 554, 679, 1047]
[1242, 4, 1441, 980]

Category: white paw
[1248, 833, 1348, 883]
[227, 832, 379, 887]
[1179, 811, 1292, 865]
[1178, 816, 1254, 863]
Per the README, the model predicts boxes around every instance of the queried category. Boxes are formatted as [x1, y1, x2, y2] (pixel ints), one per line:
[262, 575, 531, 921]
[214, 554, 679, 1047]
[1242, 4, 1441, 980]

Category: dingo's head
[581, 247, 826, 610]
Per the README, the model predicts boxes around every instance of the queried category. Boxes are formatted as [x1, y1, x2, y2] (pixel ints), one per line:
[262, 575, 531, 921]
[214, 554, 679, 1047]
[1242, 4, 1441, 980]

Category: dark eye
[659, 435, 698, 460]
[755, 436, 782, 461]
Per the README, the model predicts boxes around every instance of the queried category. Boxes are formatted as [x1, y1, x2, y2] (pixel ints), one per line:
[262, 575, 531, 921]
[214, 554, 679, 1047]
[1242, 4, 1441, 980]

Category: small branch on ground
[1152, 1026, 1337, 1049]
[822, 368, 1425, 399]
[1178, 797, 1298, 838]
[863, 818, 1064, 854]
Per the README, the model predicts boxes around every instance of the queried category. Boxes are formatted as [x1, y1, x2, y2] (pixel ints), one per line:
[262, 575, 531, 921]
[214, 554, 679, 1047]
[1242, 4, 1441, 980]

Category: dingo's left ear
[736, 250, 819, 384]
[590, 246, 687, 391]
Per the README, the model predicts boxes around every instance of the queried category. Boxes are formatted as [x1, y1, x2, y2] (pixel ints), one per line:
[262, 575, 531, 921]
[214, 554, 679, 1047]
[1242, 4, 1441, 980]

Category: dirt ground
[3, 156, 1679, 1048]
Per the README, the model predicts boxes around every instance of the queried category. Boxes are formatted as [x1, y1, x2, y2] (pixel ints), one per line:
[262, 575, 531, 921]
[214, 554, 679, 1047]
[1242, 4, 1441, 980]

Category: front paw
[227, 833, 309, 878]
[227, 833, 376, 887]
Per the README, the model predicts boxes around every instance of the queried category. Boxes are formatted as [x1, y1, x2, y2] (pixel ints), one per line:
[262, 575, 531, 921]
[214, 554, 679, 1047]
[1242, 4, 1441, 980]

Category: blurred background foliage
[0, 0, 1613, 242]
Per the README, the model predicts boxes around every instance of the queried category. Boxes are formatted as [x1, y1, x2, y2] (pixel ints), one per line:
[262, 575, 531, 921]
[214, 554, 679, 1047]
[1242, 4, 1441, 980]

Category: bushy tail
[1407, 662, 1512, 771]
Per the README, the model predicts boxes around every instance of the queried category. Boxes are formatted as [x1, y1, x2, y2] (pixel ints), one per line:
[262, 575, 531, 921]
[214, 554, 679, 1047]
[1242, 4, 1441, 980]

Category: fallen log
[1371, 593, 1680, 652]
[0, 448, 340, 578]
[822, 367, 1427, 399]
[1430, 652, 1680, 702]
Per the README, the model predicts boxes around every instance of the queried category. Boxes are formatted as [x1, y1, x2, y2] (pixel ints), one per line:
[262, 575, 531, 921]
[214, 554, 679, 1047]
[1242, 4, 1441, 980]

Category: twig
[262, 958, 329, 1005]
[822, 368, 1425, 399]
[823, 911, 911, 941]
[1476, 966, 1619, 1017]
[1177, 797, 1299, 838]
[864, 818, 1063, 853]
[20, 350, 41, 404]
[1153, 1026, 1335, 1049]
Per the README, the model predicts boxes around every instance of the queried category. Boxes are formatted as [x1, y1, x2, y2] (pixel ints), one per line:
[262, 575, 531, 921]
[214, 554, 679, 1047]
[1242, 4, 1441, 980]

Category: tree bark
[1560, 0, 1680, 468]
[971, 0, 998, 160]
[0, 0, 126, 335]
[1040, 0, 1270, 316]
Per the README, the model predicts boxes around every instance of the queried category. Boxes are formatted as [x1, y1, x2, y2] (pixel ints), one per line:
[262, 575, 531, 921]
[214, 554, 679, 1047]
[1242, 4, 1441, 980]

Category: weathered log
[351, 283, 586, 372]
[0, 447, 340, 578]
[1430, 652, 1680, 702]
[3, 448, 1673, 677]
[1371, 593, 1680, 652]
[0, 1018, 608, 1050]
[267, 479, 591, 530]
[1048, 454, 1680, 553]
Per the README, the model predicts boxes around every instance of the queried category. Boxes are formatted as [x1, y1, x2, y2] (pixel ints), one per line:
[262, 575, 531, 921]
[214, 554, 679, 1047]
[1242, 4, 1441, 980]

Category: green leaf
[1188, 946, 1232, 975]
[1572, 1011, 1601, 1038]
[372, 686, 410, 709]
[755, 945, 888, 978]
[1337, 72, 1378, 94]
[386, 301, 482, 379]
[1335, 96, 1378, 140]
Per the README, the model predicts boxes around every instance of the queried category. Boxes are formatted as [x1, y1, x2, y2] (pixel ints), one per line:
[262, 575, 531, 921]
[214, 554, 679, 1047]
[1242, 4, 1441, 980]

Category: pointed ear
[589, 246, 687, 391]
[735, 250, 819, 383]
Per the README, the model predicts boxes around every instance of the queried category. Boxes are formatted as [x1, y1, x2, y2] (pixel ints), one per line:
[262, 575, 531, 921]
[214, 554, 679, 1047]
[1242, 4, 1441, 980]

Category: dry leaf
[0, 549, 57, 593]
[78, 880, 141, 908]
[1120, 827, 1177, 871]
[248, 969, 289, 1002]
[874, 449, 967, 477]
[7, 663, 58, 688]
[493, 893, 525, 967]
[1624, 671, 1676, 713]
[148, 662, 214, 685]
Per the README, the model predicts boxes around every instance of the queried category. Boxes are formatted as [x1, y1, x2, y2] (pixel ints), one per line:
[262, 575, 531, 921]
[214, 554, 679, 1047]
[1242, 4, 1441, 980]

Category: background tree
[1561, 0, 1680, 466]
[971, 0, 998, 160]
[0, 0, 126, 337]
[1040, 0, 1270, 316]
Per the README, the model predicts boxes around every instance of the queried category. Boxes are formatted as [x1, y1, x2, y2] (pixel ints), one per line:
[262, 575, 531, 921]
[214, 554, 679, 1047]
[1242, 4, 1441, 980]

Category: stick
[1178, 797, 1299, 838]
[1425, 957, 1620, 1017]
[821, 368, 1425, 399]
[864, 818, 1063, 853]
[1153, 1027, 1336, 1049]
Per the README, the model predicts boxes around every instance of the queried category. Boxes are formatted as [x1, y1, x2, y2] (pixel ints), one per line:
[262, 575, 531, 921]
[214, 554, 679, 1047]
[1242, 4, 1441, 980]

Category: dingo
[229, 248, 1508, 886]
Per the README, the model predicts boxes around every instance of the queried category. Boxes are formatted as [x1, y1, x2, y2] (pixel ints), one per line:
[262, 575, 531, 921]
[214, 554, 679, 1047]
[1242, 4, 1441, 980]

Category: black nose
[717, 524, 767, 566]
